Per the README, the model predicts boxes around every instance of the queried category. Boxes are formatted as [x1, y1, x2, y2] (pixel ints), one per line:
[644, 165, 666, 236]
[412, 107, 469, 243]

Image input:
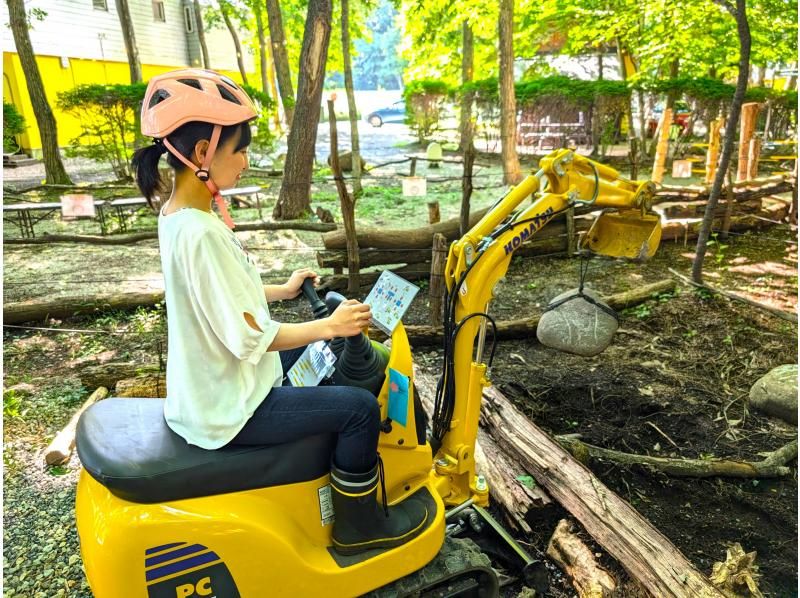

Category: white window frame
[93, 0, 108, 10]
[152, 1, 166, 22]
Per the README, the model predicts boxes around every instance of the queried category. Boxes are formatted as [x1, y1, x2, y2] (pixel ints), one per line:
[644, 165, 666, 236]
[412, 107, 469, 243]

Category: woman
[131, 69, 426, 555]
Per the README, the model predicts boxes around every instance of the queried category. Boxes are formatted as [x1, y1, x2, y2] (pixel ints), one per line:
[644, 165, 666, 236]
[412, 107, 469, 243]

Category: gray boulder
[749, 364, 798, 424]
[536, 288, 618, 357]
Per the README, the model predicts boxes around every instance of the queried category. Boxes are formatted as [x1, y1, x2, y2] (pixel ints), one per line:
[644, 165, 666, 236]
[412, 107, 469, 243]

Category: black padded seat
[76, 398, 335, 504]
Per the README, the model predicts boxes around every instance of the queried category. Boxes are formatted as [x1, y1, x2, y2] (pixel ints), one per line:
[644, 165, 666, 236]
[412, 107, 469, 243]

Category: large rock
[536, 287, 618, 357]
[749, 364, 797, 424]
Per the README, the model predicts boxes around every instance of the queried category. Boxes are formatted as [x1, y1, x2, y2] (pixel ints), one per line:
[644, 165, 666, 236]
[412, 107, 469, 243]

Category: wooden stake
[651, 108, 673, 184]
[705, 118, 723, 185]
[44, 387, 109, 465]
[746, 137, 762, 180]
[427, 201, 441, 224]
[737, 103, 761, 182]
[429, 233, 448, 328]
[327, 98, 360, 294]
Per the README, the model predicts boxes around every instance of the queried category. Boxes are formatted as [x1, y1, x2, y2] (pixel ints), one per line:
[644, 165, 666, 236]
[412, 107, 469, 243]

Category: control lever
[300, 278, 328, 320]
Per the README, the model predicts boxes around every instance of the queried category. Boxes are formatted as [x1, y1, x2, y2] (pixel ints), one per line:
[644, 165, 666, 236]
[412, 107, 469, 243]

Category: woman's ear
[193, 139, 210, 166]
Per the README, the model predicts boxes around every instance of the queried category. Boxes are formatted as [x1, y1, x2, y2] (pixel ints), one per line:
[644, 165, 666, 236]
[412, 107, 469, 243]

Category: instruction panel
[364, 270, 420, 336]
[287, 341, 337, 387]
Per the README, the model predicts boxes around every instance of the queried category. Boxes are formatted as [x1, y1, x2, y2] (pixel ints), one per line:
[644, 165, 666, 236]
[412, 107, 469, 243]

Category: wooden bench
[3, 200, 108, 238]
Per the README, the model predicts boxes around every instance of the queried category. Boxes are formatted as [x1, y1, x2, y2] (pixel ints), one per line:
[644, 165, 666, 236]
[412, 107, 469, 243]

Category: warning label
[318, 485, 334, 526]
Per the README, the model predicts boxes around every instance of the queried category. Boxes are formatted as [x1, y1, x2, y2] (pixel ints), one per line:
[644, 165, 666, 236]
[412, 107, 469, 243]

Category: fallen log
[79, 361, 162, 391]
[44, 387, 109, 466]
[557, 437, 798, 479]
[4, 220, 335, 245]
[414, 367, 551, 533]
[371, 279, 677, 345]
[481, 385, 725, 598]
[660, 205, 790, 244]
[318, 263, 431, 293]
[4, 291, 166, 325]
[654, 198, 762, 220]
[655, 176, 795, 203]
[116, 375, 166, 398]
[547, 519, 617, 598]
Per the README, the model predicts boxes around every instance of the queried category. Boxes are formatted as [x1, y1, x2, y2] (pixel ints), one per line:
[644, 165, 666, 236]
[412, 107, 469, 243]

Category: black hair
[132, 121, 252, 206]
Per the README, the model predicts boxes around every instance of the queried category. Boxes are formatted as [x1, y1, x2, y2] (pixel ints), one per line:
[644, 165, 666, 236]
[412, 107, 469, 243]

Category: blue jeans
[228, 346, 380, 473]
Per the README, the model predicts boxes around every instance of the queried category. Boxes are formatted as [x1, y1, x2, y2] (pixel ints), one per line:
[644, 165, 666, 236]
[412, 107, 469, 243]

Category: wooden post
[704, 118, 723, 185]
[461, 138, 475, 236]
[327, 98, 360, 294]
[429, 233, 448, 328]
[737, 103, 760, 182]
[427, 201, 440, 224]
[746, 137, 761, 180]
[651, 108, 673, 184]
[565, 205, 576, 256]
[410, 157, 417, 177]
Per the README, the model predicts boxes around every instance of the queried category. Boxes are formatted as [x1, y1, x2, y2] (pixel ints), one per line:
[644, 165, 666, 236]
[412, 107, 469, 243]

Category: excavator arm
[430, 149, 662, 507]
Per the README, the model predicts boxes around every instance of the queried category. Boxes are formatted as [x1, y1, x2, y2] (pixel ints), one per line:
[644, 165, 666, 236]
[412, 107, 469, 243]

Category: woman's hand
[326, 299, 372, 338]
[283, 268, 320, 300]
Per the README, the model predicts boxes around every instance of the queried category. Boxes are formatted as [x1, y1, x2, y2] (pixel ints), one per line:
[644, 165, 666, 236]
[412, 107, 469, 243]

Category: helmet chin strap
[161, 125, 236, 229]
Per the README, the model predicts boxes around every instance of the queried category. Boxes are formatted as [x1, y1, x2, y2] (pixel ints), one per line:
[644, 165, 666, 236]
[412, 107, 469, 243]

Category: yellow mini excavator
[74, 149, 661, 597]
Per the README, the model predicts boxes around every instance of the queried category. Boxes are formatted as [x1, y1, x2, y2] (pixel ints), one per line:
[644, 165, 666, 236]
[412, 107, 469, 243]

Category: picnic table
[3, 200, 108, 238]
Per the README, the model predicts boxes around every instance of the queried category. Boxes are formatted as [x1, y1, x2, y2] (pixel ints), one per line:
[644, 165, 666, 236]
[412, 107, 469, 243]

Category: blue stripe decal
[145, 544, 207, 568]
[145, 542, 186, 555]
[145, 551, 220, 582]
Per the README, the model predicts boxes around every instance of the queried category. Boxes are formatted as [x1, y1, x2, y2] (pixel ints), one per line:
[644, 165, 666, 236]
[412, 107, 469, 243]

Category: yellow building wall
[3, 52, 251, 153]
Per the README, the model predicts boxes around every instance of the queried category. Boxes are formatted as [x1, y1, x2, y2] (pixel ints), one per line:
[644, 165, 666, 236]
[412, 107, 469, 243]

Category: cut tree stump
[44, 387, 109, 465]
[371, 280, 676, 345]
[481, 385, 725, 598]
[547, 519, 617, 598]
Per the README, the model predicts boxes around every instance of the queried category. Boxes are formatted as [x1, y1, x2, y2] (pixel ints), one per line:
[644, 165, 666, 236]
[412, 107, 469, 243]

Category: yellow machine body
[75, 149, 662, 597]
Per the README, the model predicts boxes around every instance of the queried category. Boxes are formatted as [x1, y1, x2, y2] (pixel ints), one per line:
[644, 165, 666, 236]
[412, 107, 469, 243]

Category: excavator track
[366, 536, 499, 598]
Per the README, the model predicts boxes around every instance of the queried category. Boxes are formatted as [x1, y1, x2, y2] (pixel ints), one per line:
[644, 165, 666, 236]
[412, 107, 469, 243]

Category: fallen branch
[482, 385, 724, 598]
[4, 291, 166, 325]
[668, 268, 798, 323]
[44, 387, 109, 465]
[547, 519, 617, 598]
[557, 437, 797, 479]
[371, 279, 677, 345]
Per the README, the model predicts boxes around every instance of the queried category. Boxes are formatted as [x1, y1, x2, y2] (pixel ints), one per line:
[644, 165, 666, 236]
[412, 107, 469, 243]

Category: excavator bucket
[581, 210, 662, 260]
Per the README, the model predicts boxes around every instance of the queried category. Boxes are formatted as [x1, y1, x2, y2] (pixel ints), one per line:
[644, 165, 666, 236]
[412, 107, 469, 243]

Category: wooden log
[328, 98, 360, 295]
[4, 219, 336, 245]
[651, 107, 673, 184]
[116, 375, 166, 398]
[654, 198, 761, 220]
[317, 248, 431, 269]
[654, 176, 794, 204]
[737, 103, 761, 182]
[429, 233, 448, 328]
[481, 385, 725, 598]
[547, 519, 617, 598]
[557, 436, 798, 479]
[44, 387, 109, 465]
[318, 263, 430, 293]
[4, 291, 165, 325]
[747, 137, 762, 180]
[321, 207, 491, 250]
[78, 361, 162, 390]
[427, 201, 441, 224]
[371, 279, 677, 345]
[705, 118, 723, 185]
[660, 207, 789, 244]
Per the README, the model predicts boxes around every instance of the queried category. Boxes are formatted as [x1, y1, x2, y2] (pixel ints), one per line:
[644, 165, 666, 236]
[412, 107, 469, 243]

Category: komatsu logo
[503, 208, 555, 255]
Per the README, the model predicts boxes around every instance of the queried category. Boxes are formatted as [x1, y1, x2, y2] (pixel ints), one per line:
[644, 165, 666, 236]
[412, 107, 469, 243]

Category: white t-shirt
[158, 206, 283, 449]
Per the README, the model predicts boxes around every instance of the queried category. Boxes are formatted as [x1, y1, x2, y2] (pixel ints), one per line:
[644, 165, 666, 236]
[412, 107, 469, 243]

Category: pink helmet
[141, 69, 259, 228]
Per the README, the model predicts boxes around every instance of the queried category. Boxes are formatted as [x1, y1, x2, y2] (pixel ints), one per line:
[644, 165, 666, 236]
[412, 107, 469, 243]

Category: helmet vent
[177, 78, 203, 91]
[148, 89, 171, 108]
[219, 75, 239, 89]
[217, 84, 242, 105]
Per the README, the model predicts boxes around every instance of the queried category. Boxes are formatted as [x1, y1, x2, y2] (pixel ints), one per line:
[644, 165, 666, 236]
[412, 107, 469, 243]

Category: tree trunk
[498, 0, 522, 185]
[114, 0, 142, 83]
[6, 0, 72, 184]
[692, 0, 751, 283]
[616, 40, 639, 179]
[194, 0, 211, 68]
[459, 21, 474, 153]
[255, 6, 270, 95]
[341, 0, 362, 196]
[265, 33, 282, 130]
[266, 0, 296, 128]
[273, 0, 332, 220]
[220, 2, 249, 86]
[736, 103, 760, 181]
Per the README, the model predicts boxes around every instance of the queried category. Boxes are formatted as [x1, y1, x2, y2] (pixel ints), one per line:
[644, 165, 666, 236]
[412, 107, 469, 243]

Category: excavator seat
[581, 210, 662, 259]
[76, 398, 335, 504]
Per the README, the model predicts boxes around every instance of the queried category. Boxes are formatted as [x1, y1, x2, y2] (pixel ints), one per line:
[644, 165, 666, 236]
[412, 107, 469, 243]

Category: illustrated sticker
[387, 368, 409, 427]
[318, 485, 335, 526]
[144, 542, 240, 597]
[287, 341, 337, 387]
[363, 271, 420, 336]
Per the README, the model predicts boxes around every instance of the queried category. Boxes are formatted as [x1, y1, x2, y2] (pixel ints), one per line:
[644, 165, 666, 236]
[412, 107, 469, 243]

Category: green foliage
[241, 83, 278, 158]
[403, 79, 452, 143]
[57, 83, 147, 180]
[352, 0, 405, 90]
[3, 101, 26, 153]
[3, 389, 26, 419]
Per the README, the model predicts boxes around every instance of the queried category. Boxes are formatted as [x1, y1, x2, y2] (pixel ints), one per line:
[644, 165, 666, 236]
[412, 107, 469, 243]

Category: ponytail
[132, 141, 168, 207]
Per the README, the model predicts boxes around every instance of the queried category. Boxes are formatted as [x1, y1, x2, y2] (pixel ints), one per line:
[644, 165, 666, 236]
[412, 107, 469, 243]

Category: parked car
[365, 101, 405, 127]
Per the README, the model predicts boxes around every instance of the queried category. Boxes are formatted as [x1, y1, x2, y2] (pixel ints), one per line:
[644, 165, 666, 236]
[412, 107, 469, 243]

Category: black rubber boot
[331, 459, 428, 555]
